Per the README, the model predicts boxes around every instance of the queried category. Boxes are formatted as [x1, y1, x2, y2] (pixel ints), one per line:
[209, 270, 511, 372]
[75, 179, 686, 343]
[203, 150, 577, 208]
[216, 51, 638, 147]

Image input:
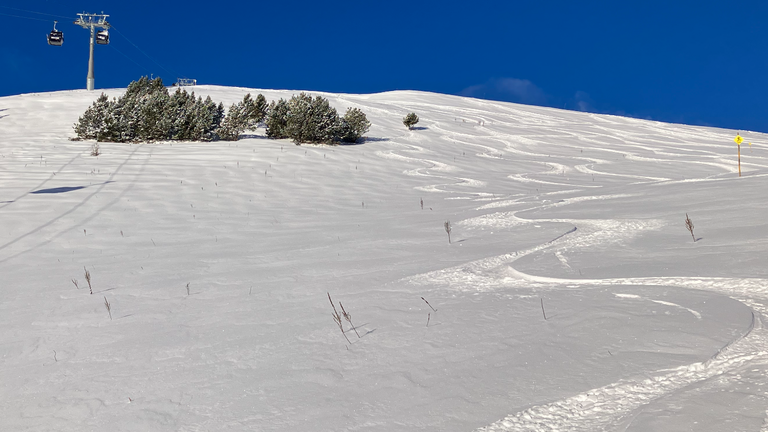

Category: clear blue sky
[2, 1, 767, 132]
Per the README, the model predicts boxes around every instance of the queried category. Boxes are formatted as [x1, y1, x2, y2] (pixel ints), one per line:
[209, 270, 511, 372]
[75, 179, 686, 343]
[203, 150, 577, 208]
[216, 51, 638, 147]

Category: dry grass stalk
[103, 296, 112, 320]
[685, 213, 696, 242]
[84, 267, 92, 295]
[328, 293, 350, 344]
[541, 298, 548, 321]
[421, 297, 437, 312]
[72, 279, 79, 289]
[444, 220, 452, 244]
[339, 302, 360, 338]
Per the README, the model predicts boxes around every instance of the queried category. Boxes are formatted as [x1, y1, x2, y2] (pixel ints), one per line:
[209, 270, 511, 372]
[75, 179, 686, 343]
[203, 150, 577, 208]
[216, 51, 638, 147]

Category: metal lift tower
[74, 12, 110, 91]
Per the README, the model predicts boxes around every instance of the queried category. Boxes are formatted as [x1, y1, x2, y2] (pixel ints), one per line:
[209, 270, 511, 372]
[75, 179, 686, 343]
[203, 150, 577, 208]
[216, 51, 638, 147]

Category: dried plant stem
[328, 293, 350, 344]
[426, 313, 431, 327]
[72, 279, 79, 289]
[103, 296, 112, 320]
[84, 267, 92, 295]
[685, 213, 696, 242]
[444, 220, 452, 244]
[339, 302, 360, 338]
[421, 297, 437, 312]
[541, 298, 547, 321]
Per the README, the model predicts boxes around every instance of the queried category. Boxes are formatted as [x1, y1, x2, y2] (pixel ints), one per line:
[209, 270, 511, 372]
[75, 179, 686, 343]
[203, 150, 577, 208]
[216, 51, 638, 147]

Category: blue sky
[2, 1, 767, 132]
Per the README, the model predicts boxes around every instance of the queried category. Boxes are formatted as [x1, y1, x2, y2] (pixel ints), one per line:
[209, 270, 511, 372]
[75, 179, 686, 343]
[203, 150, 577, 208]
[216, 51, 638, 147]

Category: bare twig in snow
[685, 213, 696, 242]
[340, 302, 360, 338]
[421, 297, 437, 312]
[84, 267, 92, 295]
[328, 293, 350, 344]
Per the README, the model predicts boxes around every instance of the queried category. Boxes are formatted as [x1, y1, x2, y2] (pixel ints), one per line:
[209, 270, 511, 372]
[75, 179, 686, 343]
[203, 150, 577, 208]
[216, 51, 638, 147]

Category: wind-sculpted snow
[2, 87, 768, 431]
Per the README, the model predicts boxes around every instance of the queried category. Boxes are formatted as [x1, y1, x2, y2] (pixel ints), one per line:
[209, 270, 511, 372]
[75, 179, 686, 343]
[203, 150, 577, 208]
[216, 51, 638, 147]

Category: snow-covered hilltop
[2, 86, 768, 431]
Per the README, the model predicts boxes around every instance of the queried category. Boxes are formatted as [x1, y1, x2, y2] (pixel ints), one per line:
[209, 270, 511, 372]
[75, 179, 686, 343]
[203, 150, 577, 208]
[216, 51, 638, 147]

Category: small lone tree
[403, 112, 419, 130]
[444, 220, 452, 244]
[685, 213, 696, 242]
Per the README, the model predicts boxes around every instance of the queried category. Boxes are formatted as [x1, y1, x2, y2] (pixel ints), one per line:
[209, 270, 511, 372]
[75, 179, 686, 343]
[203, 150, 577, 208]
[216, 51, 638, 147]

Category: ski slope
[2, 86, 768, 431]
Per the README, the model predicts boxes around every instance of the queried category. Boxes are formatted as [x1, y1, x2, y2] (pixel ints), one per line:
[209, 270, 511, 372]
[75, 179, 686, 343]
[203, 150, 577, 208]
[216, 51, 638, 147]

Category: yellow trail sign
[735, 134, 744, 145]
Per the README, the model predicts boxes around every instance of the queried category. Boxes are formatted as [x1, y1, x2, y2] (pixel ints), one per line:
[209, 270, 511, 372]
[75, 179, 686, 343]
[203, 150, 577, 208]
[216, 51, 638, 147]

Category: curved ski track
[374, 97, 768, 431]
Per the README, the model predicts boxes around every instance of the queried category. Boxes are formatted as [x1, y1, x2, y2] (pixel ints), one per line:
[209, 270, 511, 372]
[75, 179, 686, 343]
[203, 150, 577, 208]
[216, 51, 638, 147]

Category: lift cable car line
[109, 25, 185, 80]
[0, 5, 72, 20]
[107, 44, 154, 76]
[0, 12, 53, 22]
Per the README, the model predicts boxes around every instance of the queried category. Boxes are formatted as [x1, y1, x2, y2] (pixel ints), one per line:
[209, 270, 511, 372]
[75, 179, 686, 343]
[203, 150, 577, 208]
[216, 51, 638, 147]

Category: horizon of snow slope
[2, 85, 768, 431]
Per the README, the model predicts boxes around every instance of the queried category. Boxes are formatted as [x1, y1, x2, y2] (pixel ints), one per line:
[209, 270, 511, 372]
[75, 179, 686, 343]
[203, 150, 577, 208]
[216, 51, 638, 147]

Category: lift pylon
[74, 12, 110, 91]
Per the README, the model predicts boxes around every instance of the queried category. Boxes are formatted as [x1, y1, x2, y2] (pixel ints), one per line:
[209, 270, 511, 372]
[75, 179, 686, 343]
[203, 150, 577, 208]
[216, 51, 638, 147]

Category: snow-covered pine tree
[190, 96, 213, 141]
[119, 76, 169, 141]
[237, 93, 268, 131]
[284, 93, 339, 144]
[338, 107, 371, 143]
[137, 89, 170, 141]
[255, 94, 268, 125]
[265, 98, 289, 139]
[211, 101, 225, 140]
[403, 112, 419, 130]
[74, 93, 111, 140]
[179, 91, 199, 140]
[217, 101, 245, 141]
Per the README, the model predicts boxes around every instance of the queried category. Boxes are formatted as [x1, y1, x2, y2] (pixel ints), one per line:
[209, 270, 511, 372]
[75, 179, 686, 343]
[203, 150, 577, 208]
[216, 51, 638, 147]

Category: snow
[1, 86, 768, 431]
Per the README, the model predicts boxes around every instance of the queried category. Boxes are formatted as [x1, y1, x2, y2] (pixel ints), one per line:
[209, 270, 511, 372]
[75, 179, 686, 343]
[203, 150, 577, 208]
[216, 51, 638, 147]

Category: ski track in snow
[407, 229, 768, 432]
[613, 293, 702, 320]
[376, 98, 768, 431]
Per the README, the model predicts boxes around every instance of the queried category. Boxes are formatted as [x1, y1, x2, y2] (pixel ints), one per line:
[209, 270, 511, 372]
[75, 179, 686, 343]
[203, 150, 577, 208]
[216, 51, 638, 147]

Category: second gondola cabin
[96, 30, 109, 45]
[47, 21, 63, 46]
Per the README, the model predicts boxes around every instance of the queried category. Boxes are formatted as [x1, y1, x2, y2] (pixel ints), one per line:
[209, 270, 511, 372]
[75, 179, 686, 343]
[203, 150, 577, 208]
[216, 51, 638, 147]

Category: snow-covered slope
[2, 86, 768, 431]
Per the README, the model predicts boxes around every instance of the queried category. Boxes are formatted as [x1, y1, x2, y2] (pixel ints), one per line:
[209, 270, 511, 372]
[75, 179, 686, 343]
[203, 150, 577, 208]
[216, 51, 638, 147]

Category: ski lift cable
[109, 25, 185, 80]
[0, 11, 54, 22]
[0, 5, 72, 20]
[108, 43, 154, 76]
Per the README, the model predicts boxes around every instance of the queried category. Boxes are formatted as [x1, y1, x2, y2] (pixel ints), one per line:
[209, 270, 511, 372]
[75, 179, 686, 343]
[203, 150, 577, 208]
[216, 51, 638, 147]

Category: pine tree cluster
[74, 79, 369, 144]
[73, 77, 267, 143]
[266, 93, 370, 144]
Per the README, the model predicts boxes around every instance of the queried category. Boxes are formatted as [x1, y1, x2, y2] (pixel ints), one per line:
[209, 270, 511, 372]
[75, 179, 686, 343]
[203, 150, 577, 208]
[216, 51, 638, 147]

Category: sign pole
[734, 133, 744, 177]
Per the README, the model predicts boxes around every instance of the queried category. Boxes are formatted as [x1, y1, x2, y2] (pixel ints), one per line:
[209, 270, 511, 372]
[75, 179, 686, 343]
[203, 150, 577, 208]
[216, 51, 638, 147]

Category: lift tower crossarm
[74, 12, 110, 91]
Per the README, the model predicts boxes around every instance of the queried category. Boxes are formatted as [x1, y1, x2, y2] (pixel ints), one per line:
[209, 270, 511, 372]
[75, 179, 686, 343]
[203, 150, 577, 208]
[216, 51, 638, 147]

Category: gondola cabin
[47, 21, 63, 46]
[96, 30, 109, 45]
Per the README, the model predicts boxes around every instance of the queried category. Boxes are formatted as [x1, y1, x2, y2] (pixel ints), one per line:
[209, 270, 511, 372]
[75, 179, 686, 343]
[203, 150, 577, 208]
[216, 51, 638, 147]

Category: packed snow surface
[2, 86, 768, 431]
